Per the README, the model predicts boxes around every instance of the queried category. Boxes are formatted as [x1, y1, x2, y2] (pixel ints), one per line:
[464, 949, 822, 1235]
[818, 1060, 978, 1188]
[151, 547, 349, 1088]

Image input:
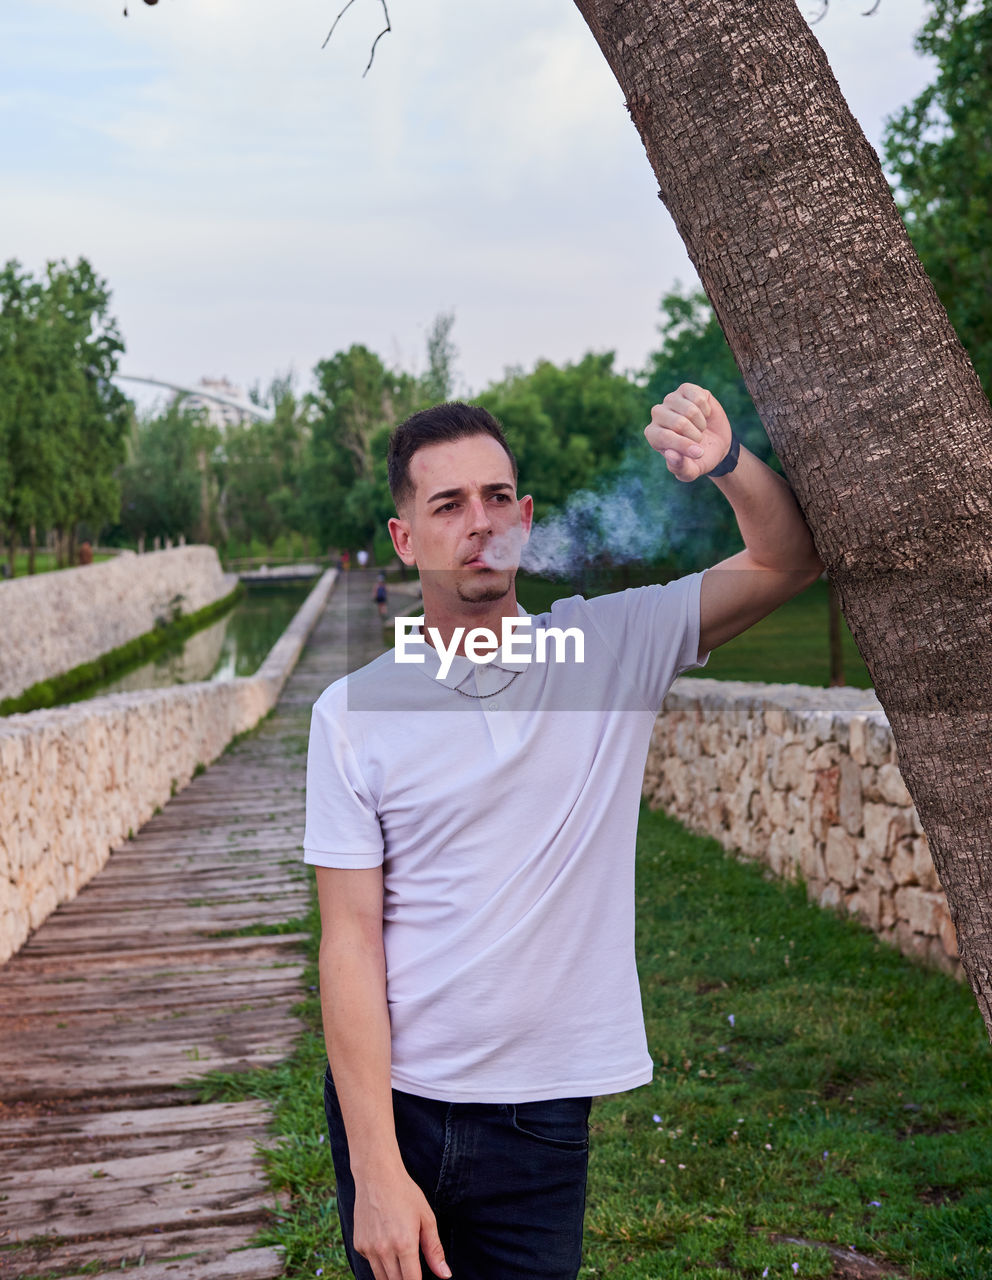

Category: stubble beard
[455, 570, 513, 605]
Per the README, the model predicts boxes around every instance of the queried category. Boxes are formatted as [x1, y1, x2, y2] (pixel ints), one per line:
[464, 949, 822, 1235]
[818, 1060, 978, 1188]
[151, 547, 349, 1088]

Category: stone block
[848, 882, 881, 930]
[894, 886, 946, 937]
[824, 826, 858, 889]
[889, 839, 916, 887]
[819, 881, 843, 910]
[860, 766, 881, 803]
[771, 741, 807, 791]
[863, 803, 912, 859]
[879, 890, 898, 929]
[877, 763, 913, 808]
[938, 908, 960, 960]
[767, 828, 796, 878]
[799, 839, 826, 883]
[864, 717, 894, 766]
[849, 715, 869, 765]
[838, 756, 864, 836]
[927, 935, 961, 976]
[764, 704, 786, 736]
[765, 785, 789, 830]
[911, 836, 940, 891]
[894, 918, 931, 960]
[805, 743, 839, 772]
[811, 766, 840, 841]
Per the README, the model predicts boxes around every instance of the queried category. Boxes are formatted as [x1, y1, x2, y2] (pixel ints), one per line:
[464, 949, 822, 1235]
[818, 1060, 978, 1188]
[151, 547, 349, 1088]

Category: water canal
[58, 580, 315, 706]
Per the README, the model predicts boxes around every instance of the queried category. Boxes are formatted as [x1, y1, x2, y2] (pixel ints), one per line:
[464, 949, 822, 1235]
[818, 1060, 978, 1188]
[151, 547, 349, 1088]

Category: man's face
[388, 434, 533, 607]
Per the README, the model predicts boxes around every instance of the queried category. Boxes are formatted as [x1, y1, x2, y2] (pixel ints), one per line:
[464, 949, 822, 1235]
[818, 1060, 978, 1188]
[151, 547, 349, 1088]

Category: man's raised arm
[645, 383, 824, 655]
[315, 867, 451, 1280]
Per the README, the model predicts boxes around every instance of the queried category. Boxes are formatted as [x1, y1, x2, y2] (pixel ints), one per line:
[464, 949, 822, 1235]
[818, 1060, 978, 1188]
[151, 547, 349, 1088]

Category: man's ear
[518, 494, 534, 544]
[388, 515, 417, 566]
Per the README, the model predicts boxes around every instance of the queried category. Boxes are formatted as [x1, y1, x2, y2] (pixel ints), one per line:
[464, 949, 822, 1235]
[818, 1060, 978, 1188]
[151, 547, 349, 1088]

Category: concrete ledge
[643, 677, 957, 974]
[0, 569, 337, 964]
[0, 547, 237, 703]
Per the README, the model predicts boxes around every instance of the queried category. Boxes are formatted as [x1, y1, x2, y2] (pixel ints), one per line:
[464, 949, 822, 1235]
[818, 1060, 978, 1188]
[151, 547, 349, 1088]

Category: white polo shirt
[304, 572, 707, 1103]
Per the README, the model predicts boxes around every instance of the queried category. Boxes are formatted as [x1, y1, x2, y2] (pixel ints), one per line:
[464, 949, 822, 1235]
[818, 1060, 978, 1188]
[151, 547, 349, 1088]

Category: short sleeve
[580, 571, 709, 712]
[303, 688, 384, 869]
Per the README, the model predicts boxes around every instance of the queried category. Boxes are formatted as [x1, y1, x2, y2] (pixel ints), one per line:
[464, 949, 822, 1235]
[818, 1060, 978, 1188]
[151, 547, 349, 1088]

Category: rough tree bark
[571, 0, 992, 1032]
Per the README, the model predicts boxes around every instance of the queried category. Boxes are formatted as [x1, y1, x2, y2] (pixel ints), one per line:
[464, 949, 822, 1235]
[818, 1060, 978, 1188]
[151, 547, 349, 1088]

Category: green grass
[0, 583, 243, 716]
[517, 573, 871, 688]
[3, 549, 113, 578]
[195, 805, 991, 1280]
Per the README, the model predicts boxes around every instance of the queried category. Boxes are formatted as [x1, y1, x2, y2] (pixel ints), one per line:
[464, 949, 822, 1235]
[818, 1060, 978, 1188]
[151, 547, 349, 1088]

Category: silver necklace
[451, 669, 522, 698]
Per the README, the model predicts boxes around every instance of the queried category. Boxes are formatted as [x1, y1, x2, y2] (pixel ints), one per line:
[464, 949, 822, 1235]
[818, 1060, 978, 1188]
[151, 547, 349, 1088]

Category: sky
[1, 0, 936, 408]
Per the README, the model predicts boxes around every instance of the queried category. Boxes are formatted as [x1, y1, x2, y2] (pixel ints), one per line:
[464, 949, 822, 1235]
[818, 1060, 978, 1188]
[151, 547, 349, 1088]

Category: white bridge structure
[113, 374, 274, 424]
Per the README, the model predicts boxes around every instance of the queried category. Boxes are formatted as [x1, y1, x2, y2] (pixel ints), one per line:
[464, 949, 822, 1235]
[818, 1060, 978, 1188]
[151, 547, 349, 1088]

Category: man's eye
[491, 493, 511, 503]
[436, 502, 457, 513]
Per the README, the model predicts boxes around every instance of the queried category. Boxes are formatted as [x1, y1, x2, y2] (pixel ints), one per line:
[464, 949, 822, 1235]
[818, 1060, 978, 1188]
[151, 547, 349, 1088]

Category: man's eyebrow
[426, 482, 514, 504]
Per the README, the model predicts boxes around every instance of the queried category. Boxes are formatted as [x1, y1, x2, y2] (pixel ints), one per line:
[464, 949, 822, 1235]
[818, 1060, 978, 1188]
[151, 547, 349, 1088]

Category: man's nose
[466, 495, 492, 534]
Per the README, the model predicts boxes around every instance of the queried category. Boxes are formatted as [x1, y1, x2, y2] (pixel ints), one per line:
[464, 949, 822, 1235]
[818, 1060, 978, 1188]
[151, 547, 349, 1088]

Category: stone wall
[643, 678, 958, 974]
[0, 570, 336, 964]
[0, 547, 235, 703]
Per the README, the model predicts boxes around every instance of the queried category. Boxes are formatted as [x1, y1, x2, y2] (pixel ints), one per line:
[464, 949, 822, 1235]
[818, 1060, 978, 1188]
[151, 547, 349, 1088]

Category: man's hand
[644, 383, 733, 482]
[354, 1167, 450, 1280]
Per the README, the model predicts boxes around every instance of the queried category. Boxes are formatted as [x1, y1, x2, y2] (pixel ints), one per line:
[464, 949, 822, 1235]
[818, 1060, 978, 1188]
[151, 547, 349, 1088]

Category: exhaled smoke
[482, 451, 696, 580]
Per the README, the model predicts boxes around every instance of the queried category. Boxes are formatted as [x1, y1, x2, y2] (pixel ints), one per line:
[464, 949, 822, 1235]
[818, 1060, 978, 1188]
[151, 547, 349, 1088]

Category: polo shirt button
[488, 701, 499, 712]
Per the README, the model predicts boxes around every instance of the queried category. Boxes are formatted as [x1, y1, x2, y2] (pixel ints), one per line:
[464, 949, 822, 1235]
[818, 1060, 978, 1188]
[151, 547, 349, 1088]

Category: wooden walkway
[0, 573, 385, 1279]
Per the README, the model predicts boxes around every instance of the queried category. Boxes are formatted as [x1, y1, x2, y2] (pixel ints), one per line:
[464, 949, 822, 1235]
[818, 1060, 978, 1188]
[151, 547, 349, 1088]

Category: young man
[304, 384, 823, 1280]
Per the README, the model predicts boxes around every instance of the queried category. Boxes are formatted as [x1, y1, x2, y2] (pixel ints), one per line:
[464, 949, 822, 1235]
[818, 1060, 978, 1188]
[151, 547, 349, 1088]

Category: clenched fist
[644, 383, 734, 483]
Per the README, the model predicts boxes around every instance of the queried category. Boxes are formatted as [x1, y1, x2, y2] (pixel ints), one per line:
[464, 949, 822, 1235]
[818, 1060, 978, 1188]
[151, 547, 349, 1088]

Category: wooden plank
[77, 1246, 285, 1280]
[0, 1140, 278, 1241]
[0, 969, 305, 1015]
[0, 1100, 271, 1142]
[0, 1224, 278, 1278]
[0, 1048, 298, 1102]
[0, 1102, 275, 1170]
[3, 932, 309, 970]
[34, 897, 310, 931]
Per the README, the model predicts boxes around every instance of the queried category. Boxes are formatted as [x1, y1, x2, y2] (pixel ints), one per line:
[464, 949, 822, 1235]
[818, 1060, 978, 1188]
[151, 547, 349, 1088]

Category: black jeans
[323, 1065, 591, 1280]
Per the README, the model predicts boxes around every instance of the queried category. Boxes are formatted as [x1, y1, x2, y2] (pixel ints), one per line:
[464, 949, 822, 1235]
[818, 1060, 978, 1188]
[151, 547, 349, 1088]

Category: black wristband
[708, 430, 741, 478]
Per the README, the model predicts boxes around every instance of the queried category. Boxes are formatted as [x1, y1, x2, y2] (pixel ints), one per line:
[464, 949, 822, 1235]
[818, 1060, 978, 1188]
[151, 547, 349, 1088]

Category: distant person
[305, 385, 824, 1280]
[357, 548, 370, 570]
[373, 573, 388, 620]
[340, 550, 351, 574]
[78, 541, 94, 566]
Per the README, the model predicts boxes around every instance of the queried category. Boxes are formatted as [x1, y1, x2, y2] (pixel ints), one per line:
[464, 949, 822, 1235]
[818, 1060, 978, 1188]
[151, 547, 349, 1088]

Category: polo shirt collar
[416, 605, 532, 690]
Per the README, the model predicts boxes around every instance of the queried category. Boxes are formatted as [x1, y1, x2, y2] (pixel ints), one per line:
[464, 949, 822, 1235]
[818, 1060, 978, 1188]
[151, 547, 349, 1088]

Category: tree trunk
[572, 0, 992, 1032]
[27, 523, 36, 575]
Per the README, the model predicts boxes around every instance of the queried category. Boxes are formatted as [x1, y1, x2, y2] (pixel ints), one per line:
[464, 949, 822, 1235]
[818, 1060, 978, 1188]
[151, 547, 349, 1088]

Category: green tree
[883, 0, 992, 396]
[641, 286, 777, 569]
[0, 258, 128, 572]
[221, 377, 308, 554]
[479, 351, 643, 519]
[302, 345, 418, 552]
[118, 402, 213, 546]
[421, 311, 458, 404]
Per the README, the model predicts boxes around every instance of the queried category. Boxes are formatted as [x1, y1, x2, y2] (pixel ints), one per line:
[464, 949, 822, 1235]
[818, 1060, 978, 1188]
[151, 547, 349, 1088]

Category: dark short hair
[387, 401, 518, 511]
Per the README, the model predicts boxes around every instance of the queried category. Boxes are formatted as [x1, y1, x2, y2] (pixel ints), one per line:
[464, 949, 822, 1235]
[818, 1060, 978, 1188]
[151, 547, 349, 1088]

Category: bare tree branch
[322, 0, 392, 77]
[322, 0, 361, 49]
[362, 3, 392, 77]
[808, 0, 882, 22]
